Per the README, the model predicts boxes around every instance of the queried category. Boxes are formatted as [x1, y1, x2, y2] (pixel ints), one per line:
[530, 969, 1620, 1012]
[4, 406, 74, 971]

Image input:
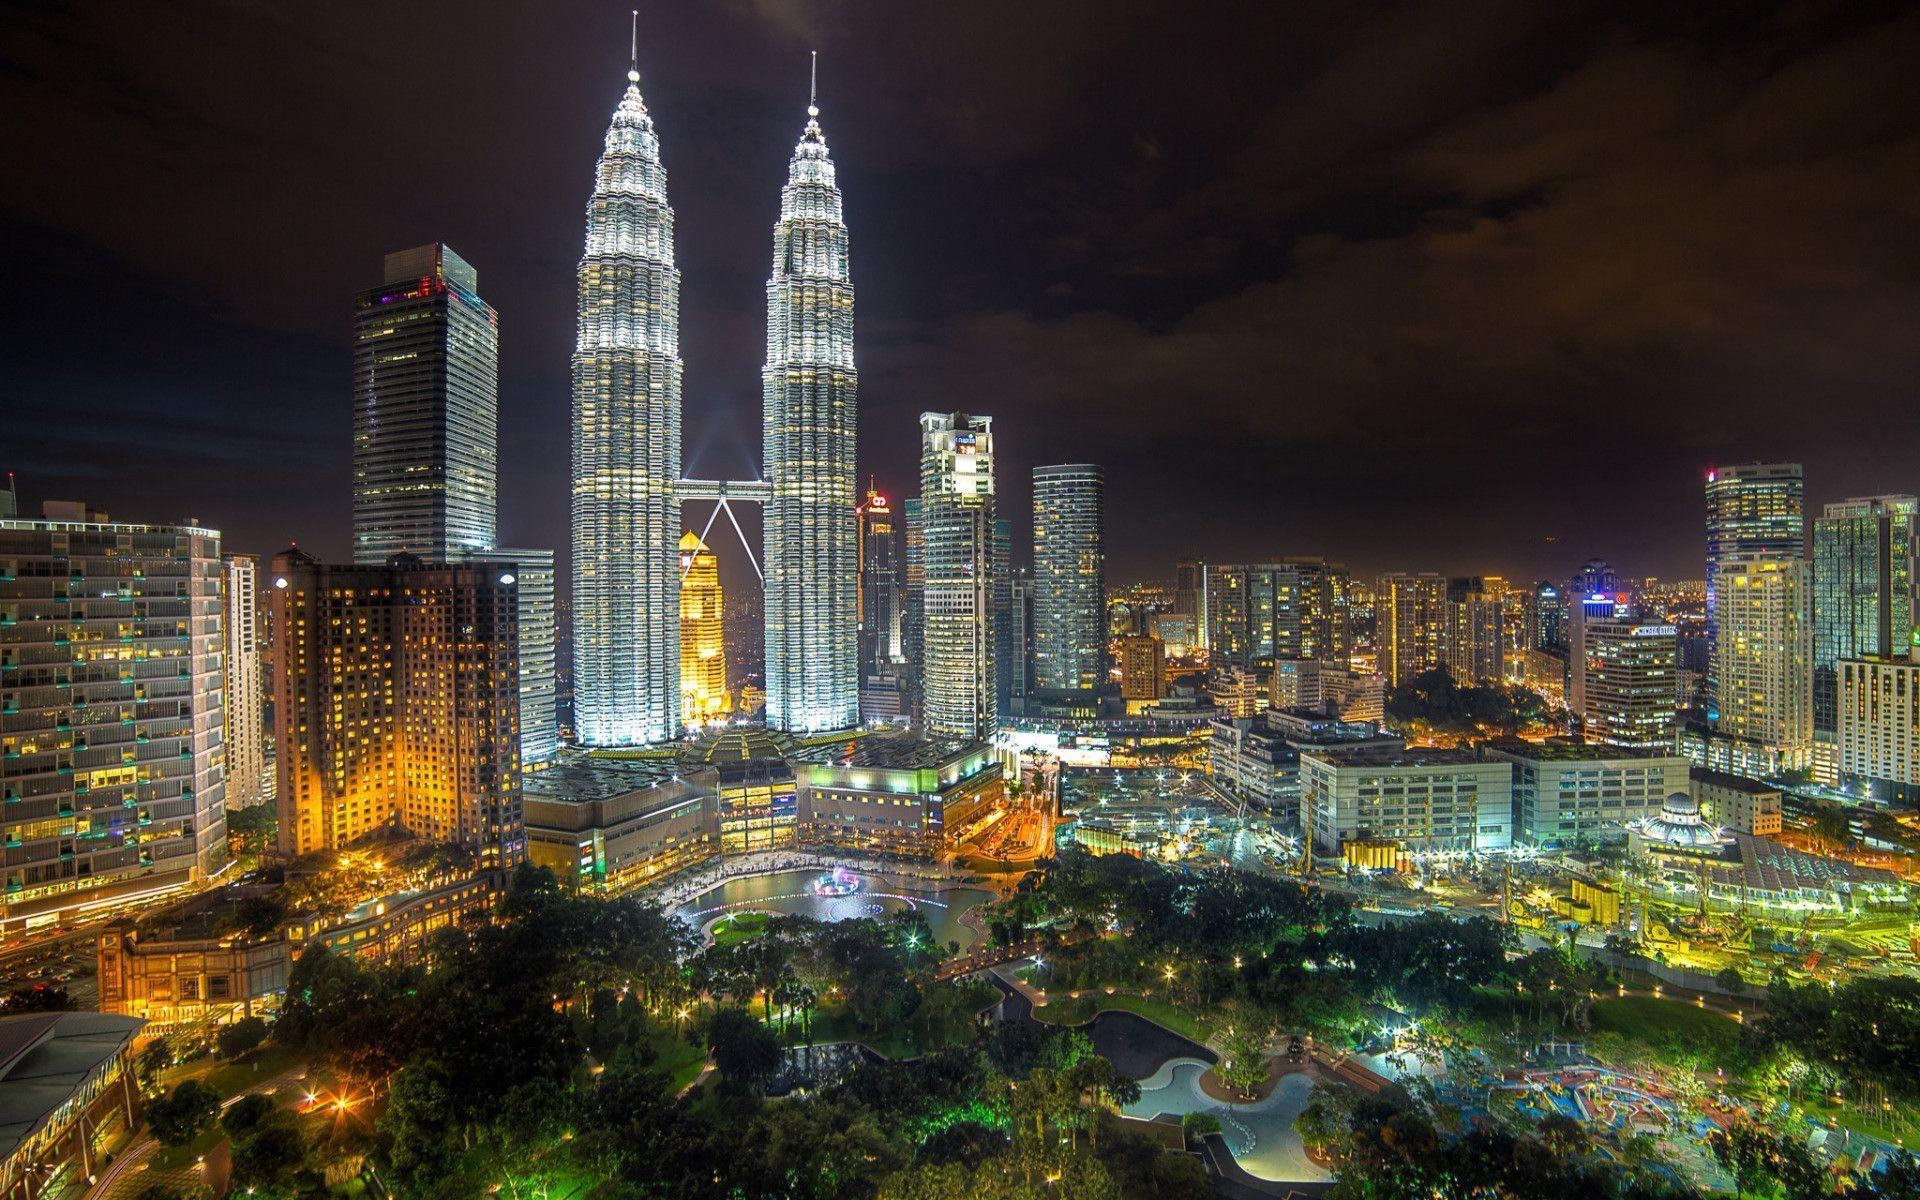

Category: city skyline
[10, 5, 1920, 586]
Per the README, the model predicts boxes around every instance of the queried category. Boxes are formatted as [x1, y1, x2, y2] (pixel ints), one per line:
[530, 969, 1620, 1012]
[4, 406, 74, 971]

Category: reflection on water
[677, 869, 994, 953]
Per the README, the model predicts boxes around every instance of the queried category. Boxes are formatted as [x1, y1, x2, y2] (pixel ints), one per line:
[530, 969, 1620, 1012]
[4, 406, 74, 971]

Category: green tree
[216, 1015, 269, 1059]
[146, 1079, 219, 1147]
[706, 1005, 782, 1094]
[1215, 1027, 1268, 1099]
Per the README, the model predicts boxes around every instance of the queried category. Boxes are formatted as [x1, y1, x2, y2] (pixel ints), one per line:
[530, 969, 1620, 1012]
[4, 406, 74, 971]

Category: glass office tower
[1031, 464, 1107, 693]
[352, 244, 498, 564]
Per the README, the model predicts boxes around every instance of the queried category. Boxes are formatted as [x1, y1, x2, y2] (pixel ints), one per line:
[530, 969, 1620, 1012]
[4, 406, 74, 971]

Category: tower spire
[808, 50, 819, 117]
[628, 10, 639, 83]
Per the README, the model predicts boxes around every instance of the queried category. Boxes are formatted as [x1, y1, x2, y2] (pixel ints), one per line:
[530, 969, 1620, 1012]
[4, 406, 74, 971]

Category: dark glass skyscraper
[352, 244, 498, 564]
[858, 483, 902, 674]
[1031, 464, 1106, 693]
[1812, 495, 1916, 736]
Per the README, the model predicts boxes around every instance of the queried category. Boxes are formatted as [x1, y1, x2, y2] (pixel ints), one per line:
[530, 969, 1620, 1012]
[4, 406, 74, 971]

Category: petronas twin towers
[571, 35, 858, 746]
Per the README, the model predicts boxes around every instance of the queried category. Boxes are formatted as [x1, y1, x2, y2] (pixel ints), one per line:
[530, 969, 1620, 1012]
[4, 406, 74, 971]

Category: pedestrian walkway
[86, 1065, 309, 1200]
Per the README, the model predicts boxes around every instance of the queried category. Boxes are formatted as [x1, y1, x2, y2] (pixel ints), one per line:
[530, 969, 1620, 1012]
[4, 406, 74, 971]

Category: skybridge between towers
[675, 478, 773, 583]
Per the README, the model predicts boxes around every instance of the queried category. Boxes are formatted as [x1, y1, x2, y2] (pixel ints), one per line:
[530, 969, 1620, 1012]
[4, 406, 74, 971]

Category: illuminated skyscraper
[857, 483, 902, 674]
[571, 42, 683, 745]
[222, 554, 267, 809]
[1031, 464, 1107, 693]
[1711, 556, 1812, 769]
[678, 533, 729, 725]
[352, 244, 498, 564]
[763, 70, 858, 735]
[1380, 572, 1446, 687]
[920, 413, 997, 738]
[1705, 464, 1804, 718]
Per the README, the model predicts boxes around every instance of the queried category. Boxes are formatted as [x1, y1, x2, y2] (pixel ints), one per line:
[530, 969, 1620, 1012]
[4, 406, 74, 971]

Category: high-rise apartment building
[571, 53, 684, 746]
[1380, 572, 1446, 687]
[1444, 577, 1504, 686]
[1711, 556, 1813, 770]
[678, 533, 729, 726]
[1705, 464, 1804, 719]
[762, 88, 859, 735]
[1031, 465, 1106, 694]
[1579, 619, 1680, 752]
[1, 504, 229, 934]
[1205, 560, 1350, 670]
[857, 484, 902, 674]
[919, 414, 997, 739]
[1811, 496, 1916, 741]
[1837, 654, 1920, 804]
[271, 550, 523, 865]
[352, 245, 498, 564]
[222, 554, 267, 809]
[1116, 634, 1166, 704]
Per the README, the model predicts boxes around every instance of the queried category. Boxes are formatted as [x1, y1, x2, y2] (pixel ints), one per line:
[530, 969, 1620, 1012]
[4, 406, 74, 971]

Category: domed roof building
[1628, 793, 1733, 851]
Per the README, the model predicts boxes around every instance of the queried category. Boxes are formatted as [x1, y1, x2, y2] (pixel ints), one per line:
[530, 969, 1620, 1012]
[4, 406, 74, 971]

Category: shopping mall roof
[0, 1012, 144, 1161]
[523, 754, 689, 804]
[787, 734, 984, 770]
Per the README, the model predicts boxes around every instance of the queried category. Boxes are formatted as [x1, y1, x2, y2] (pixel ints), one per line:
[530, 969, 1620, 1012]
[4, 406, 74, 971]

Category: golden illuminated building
[270, 549, 523, 865]
[678, 533, 729, 725]
[1116, 634, 1166, 703]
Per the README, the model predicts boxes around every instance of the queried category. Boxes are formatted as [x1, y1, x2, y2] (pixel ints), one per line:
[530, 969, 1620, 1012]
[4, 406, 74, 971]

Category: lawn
[709, 910, 774, 947]
[1027, 988, 1217, 1046]
[166, 1043, 306, 1100]
[1588, 997, 1740, 1063]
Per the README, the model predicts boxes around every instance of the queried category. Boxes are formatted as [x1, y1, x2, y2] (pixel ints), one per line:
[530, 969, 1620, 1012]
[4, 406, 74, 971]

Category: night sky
[7, 1, 1920, 591]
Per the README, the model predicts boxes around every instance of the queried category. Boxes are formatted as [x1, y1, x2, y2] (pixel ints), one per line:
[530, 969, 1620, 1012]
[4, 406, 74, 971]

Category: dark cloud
[3, 0, 1918, 591]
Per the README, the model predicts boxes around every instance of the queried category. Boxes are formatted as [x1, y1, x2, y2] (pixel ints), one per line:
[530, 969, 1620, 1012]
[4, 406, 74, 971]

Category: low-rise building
[523, 758, 718, 891]
[792, 736, 1003, 855]
[1690, 769, 1783, 836]
[1678, 721, 1793, 783]
[1299, 746, 1512, 854]
[96, 872, 500, 1026]
[1481, 740, 1690, 848]
[0, 1012, 144, 1200]
[1210, 711, 1399, 823]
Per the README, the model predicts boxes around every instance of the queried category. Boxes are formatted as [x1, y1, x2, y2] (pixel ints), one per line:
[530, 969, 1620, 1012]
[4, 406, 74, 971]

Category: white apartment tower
[919, 414, 997, 739]
[221, 554, 267, 808]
